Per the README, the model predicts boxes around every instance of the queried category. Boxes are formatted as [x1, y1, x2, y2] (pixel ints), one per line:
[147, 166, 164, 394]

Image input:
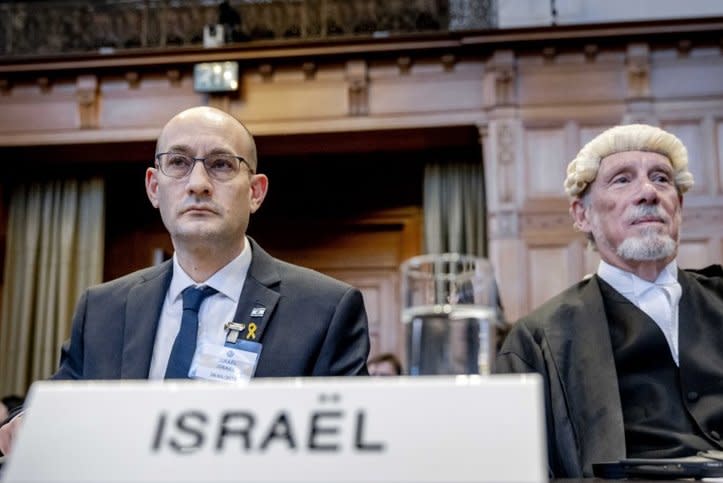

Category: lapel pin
[250, 307, 266, 317]
[246, 322, 258, 340]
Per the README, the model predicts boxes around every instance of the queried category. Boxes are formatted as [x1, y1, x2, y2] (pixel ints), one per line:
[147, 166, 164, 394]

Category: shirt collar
[597, 258, 678, 300]
[168, 236, 253, 303]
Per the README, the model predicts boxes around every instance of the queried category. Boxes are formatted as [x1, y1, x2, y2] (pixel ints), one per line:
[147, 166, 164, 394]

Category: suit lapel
[121, 261, 173, 378]
[231, 238, 281, 343]
[546, 276, 626, 469]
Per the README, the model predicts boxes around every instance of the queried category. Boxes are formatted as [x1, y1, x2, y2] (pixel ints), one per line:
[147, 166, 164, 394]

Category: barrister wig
[564, 124, 695, 198]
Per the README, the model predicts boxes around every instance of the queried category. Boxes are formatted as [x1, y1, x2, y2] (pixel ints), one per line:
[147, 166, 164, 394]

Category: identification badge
[190, 340, 262, 383]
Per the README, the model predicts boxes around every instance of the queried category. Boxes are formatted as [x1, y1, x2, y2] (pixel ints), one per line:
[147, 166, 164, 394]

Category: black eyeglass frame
[154, 152, 255, 180]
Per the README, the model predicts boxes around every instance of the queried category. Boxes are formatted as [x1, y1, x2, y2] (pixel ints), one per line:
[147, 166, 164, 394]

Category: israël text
[151, 403, 385, 454]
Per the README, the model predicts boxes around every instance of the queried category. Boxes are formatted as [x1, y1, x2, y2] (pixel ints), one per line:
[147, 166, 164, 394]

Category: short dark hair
[1, 394, 24, 412]
[368, 352, 403, 375]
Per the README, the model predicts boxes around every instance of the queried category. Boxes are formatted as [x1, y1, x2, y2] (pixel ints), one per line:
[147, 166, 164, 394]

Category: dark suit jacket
[495, 266, 723, 478]
[52, 238, 370, 380]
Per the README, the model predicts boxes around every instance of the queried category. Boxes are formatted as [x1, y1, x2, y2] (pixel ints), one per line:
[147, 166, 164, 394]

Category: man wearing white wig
[496, 124, 723, 477]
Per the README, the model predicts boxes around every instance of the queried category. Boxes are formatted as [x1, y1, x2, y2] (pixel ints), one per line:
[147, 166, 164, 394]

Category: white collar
[168, 237, 253, 303]
[597, 259, 678, 301]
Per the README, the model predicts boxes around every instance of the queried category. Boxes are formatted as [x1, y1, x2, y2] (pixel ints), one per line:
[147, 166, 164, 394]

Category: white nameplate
[3, 375, 546, 482]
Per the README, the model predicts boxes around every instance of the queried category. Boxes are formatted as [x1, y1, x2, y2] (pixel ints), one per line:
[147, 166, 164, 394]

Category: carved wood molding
[396, 56, 412, 75]
[2, 17, 721, 77]
[440, 53, 456, 72]
[76, 74, 99, 129]
[489, 210, 519, 239]
[520, 210, 574, 234]
[626, 43, 650, 100]
[484, 49, 516, 108]
[302, 61, 316, 80]
[495, 121, 516, 204]
[124, 71, 140, 89]
[257, 63, 274, 82]
[346, 60, 368, 117]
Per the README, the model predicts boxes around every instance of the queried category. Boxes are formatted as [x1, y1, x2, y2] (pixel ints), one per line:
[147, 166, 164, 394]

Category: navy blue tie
[164, 286, 218, 379]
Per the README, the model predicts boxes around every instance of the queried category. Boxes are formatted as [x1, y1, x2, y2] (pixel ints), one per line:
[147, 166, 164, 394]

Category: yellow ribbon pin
[246, 322, 257, 340]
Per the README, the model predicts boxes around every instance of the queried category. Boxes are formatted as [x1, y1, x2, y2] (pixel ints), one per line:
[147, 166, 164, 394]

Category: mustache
[625, 204, 670, 225]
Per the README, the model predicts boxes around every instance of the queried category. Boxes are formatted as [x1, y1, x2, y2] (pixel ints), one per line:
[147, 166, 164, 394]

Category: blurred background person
[368, 352, 403, 376]
[0, 395, 23, 423]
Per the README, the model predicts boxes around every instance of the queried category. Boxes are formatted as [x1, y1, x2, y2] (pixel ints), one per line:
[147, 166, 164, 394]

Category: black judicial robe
[495, 265, 723, 478]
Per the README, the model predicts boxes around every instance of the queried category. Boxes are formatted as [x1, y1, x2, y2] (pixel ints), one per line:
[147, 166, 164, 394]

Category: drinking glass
[401, 253, 500, 375]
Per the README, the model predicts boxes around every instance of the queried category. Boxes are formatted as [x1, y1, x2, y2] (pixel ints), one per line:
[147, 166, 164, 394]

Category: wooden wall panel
[718, 120, 723, 195]
[489, 238, 526, 322]
[494, 38, 723, 317]
[661, 121, 707, 194]
[369, 64, 485, 115]
[524, 127, 567, 198]
[259, 209, 422, 361]
[651, 48, 723, 99]
[324, 269, 400, 358]
[99, 76, 202, 129]
[267, 230, 403, 270]
[678, 239, 718, 270]
[2, 18, 723, 326]
[579, 125, 612, 147]
[518, 59, 625, 106]
[240, 75, 349, 121]
[0, 183, 4, 316]
[0, 85, 77, 133]
[527, 245, 573, 311]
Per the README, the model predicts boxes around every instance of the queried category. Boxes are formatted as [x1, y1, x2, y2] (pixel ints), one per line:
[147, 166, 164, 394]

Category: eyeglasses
[155, 152, 254, 181]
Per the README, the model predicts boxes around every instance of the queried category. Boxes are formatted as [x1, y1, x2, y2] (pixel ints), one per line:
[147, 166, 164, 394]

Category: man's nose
[186, 161, 213, 193]
[636, 179, 659, 204]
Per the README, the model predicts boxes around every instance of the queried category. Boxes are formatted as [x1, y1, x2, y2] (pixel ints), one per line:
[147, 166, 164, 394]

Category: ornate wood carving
[1, 17, 722, 323]
[677, 39, 693, 57]
[346, 60, 368, 117]
[440, 53, 456, 72]
[302, 61, 316, 80]
[259, 63, 274, 82]
[583, 44, 598, 62]
[166, 69, 182, 86]
[76, 75, 98, 129]
[520, 211, 574, 234]
[542, 46, 556, 63]
[490, 211, 519, 239]
[485, 50, 516, 108]
[36, 76, 51, 93]
[626, 43, 650, 100]
[397, 56, 412, 75]
[124, 71, 140, 89]
[496, 122, 516, 204]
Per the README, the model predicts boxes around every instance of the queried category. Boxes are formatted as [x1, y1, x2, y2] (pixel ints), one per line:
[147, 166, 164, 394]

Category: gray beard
[616, 228, 677, 261]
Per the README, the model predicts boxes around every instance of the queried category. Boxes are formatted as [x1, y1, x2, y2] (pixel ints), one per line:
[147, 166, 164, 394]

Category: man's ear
[145, 167, 160, 209]
[249, 174, 268, 214]
[570, 197, 592, 233]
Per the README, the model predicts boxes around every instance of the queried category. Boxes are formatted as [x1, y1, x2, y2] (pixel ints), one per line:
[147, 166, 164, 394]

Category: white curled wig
[564, 124, 695, 198]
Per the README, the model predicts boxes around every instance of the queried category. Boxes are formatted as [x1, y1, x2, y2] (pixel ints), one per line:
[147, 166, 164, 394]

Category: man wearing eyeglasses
[0, 106, 370, 455]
